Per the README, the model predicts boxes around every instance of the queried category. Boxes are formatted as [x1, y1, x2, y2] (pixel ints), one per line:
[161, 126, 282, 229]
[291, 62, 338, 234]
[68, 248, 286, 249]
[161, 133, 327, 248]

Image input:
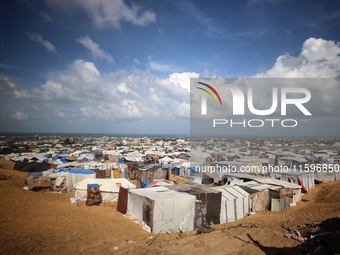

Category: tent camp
[211, 186, 251, 223]
[73, 178, 136, 202]
[126, 187, 196, 233]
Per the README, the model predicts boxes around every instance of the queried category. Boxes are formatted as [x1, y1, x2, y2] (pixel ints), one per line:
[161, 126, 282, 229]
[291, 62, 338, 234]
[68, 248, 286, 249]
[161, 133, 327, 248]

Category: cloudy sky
[0, 0, 339, 136]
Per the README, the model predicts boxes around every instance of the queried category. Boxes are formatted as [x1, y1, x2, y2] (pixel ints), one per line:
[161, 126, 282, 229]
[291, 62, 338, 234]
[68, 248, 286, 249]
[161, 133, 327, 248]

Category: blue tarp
[25, 172, 44, 186]
[118, 158, 124, 163]
[52, 155, 69, 164]
[88, 184, 100, 188]
[188, 163, 205, 177]
[27, 172, 43, 177]
[141, 179, 150, 188]
[55, 169, 94, 174]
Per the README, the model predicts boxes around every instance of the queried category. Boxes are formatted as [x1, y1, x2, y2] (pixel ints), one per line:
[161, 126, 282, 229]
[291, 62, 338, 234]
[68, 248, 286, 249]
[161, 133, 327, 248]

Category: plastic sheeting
[49, 170, 96, 192]
[55, 169, 94, 174]
[127, 187, 196, 233]
[74, 178, 136, 202]
[212, 186, 251, 224]
[269, 171, 314, 191]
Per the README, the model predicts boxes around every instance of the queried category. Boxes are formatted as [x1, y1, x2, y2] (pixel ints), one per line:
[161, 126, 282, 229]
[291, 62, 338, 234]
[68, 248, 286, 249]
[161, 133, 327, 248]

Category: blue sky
[0, 0, 339, 136]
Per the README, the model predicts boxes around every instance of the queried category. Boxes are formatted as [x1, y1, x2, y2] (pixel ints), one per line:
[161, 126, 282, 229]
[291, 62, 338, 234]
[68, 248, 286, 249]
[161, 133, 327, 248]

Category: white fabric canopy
[74, 178, 136, 202]
[212, 186, 250, 223]
[127, 187, 196, 233]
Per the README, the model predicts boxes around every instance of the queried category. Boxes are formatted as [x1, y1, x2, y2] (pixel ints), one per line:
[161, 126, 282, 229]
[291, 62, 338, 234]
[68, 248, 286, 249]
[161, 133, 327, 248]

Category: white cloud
[255, 38, 340, 78]
[2, 37, 340, 135]
[27, 33, 58, 54]
[45, 0, 156, 29]
[55, 110, 66, 118]
[148, 57, 175, 72]
[11, 111, 28, 121]
[1, 59, 200, 123]
[300, 38, 340, 62]
[133, 58, 140, 65]
[166, 72, 200, 92]
[77, 36, 115, 64]
[40, 12, 52, 23]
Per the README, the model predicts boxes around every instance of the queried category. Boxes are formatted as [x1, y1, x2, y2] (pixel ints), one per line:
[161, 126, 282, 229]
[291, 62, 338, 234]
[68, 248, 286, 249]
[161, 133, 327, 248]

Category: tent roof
[55, 169, 94, 175]
[73, 178, 136, 192]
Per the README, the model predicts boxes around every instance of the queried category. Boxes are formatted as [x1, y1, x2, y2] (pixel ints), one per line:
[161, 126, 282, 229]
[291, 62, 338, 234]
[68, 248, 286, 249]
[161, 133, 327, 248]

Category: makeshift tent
[12, 154, 48, 162]
[50, 169, 96, 193]
[269, 171, 314, 191]
[24, 172, 44, 190]
[189, 176, 202, 184]
[14, 161, 51, 172]
[74, 178, 136, 202]
[159, 156, 174, 163]
[86, 184, 101, 206]
[212, 186, 251, 223]
[188, 164, 203, 177]
[56, 162, 82, 169]
[168, 184, 222, 227]
[179, 162, 202, 178]
[149, 179, 175, 187]
[238, 182, 272, 212]
[52, 155, 69, 164]
[127, 187, 196, 233]
[136, 164, 167, 187]
[179, 162, 191, 178]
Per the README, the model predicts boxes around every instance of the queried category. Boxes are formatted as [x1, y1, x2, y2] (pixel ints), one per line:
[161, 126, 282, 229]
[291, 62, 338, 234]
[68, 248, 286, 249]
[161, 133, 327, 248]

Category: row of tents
[116, 174, 305, 233]
[117, 185, 251, 233]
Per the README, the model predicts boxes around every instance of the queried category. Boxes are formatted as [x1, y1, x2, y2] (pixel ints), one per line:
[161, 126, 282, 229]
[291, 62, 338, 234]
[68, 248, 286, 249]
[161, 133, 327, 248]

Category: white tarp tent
[74, 178, 136, 202]
[212, 186, 251, 223]
[269, 171, 314, 190]
[56, 162, 82, 169]
[179, 162, 191, 178]
[83, 162, 117, 170]
[49, 169, 96, 192]
[159, 156, 174, 163]
[127, 187, 196, 233]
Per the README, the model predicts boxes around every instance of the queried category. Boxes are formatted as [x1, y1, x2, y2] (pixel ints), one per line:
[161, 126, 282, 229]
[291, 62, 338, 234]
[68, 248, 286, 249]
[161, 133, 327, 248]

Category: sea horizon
[0, 132, 190, 139]
[0, 131, 340, 141]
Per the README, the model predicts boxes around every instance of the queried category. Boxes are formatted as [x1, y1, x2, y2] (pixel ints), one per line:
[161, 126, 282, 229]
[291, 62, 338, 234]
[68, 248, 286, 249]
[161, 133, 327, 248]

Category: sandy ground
[0, 159, 340, 255]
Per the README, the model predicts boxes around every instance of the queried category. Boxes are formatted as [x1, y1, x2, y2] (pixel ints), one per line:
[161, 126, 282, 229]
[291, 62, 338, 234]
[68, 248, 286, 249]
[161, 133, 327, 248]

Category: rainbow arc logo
[195, 82, 222, 115]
